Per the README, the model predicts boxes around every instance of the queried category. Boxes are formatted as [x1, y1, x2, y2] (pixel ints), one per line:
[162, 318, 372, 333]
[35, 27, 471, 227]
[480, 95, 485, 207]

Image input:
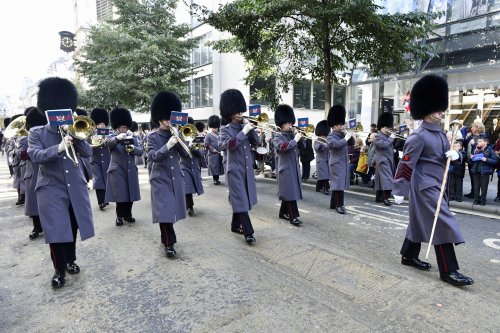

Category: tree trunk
[322, 16, 331, 118]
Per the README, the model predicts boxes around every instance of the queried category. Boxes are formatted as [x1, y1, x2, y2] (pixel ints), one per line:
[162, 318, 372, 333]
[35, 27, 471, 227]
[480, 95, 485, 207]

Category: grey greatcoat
[23, 159, 39, 217]
[148, 129, 188, 223]
[11, 137, 22, 190]
[205, 132, 224, 176]
[78, 156, 92, 181]
[104, 134, 142, 203]
[134, 134, 144, 166]
[393, 121, 464, 245]
[327, 130, 350, 191]
[273, 132, 304, 201]
[90, 145, 111, 190]
[180, 150, 204, 195]
[374, 132, 395, 191]
[314, 140, 329, 181]
[15, 136, 28, 194]
[28, 125, 95, 244]
[219, 123, 259, 213]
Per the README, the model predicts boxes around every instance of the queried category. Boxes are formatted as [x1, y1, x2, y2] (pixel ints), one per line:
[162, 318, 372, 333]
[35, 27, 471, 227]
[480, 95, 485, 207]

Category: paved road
[0, 159, 499, 332]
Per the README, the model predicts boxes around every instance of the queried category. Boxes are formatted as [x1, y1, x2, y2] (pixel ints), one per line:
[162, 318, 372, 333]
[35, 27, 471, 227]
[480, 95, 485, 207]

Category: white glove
[58, 135, 72, 153]
[294, 132, 302, 142]
[242, 123, 254, 135]
[445, 150, 459, 161]
[393, 195, 404, 204]
[116, 133, 127, 140]
[344, 132, 352, 142]
[390, 133, 397, 139]
[166, 136, 178, 150]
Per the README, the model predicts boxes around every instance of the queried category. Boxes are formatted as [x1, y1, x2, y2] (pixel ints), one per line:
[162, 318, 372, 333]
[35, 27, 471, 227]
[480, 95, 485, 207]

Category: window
[96, 0, 112, 22]
[293, 81, 311, 109]
[192, 33, 212, 67]
[185, 75, 213, 109]
[312, 82, 325, 110]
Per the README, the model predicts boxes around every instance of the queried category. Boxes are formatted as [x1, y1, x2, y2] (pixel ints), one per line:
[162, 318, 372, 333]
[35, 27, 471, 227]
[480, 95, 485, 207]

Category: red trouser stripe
[439, 245, 448, 272]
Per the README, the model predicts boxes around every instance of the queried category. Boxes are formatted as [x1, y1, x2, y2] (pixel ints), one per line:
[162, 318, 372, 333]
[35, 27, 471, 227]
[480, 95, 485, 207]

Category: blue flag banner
[170, 111, 188, 125]
[45, 109, 74, 126]
[348, 118, 357, 129]
[398, 124, 408, 134]
[297, 118, 309, 128]
[96, 128, 110, 136]
[249, 104, 261, 117]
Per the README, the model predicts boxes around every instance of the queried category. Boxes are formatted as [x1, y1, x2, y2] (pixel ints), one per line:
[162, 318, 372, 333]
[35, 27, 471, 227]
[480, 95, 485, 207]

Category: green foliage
[197, 0, 440, 110]
[76, 0, 199, 112]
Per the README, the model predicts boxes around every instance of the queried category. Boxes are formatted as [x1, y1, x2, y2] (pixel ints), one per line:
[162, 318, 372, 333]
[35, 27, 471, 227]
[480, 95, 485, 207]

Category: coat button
[65, 170, 69, 173]
[63, 157, 66, 159]
[171, 167, 174, 169]
[67, 184, 71, 187]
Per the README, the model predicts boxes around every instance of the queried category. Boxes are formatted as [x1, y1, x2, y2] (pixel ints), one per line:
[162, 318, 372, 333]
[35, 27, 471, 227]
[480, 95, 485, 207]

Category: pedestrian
[470, 134, 497, 205]
[273, 104, 305, 226]
[374, 112, 396, 205]
[205, 115, 224, 185]
[28, 77, 95, 288]
[327, 105, 354, 214]
[448, 140, 466, 202]
[218, 89, 258, 244]
[89, 108, 111, 210]
[148, 91, 189, 257]
[314, 120, 330, 194]
[356, 145, 370, 186]
[104, 107, 142, 226]
[463, 120, 485, 198]
[393, 74, 473, 286]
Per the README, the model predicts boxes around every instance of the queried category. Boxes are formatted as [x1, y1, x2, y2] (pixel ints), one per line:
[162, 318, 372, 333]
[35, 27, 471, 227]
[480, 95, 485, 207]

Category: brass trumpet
[4, 116, 28, 139]
[61, 115, 97, 166]
[243, 112, 281, 133]
[294, 124, 315, 136]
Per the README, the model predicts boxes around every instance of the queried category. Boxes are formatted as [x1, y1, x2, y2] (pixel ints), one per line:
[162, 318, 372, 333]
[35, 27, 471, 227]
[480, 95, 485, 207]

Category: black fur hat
[195, 121, 205, 132]
[377, 112, 394, 130]
[208, 115, 220, 129]
[75, 108, 88, 116]
[140, 123, 150, 131]
[220, 89, 246, 122]
[220, 117, 228, 127]
[151, 91, 182, 126]
[410, 75, 448, 120]
[110, 107, 133, 130]
[24, 106, 36, 116]
[327, 105, 346, 127]
[131, 121, 139, 132]
[90, 108, 109, 126]
[4, 117, 11, 128]
[315, 120, 330, 136]
[149, 119, 158, 130]
[37, 77, 78, 114]
[26, 107, 47, 130]
[188, 116, 194, 125]
[274, 104, 296, 127]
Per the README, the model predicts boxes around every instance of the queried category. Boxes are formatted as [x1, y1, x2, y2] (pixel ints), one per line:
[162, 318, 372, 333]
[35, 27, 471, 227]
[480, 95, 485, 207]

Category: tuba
[4, 116, 28, 139]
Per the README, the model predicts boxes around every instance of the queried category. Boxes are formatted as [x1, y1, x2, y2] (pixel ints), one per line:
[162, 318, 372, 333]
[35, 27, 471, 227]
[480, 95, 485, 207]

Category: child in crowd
[470, 134, 498, 205]
[448, 140, 466, 202]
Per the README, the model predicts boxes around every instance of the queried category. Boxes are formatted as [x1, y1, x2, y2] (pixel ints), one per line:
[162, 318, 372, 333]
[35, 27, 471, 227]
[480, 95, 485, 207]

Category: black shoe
[105, 202, 109, 206]
[116, 217, 124, 226]
[279, 213, 290, 220]
[51, 270, 65, 288]
[323, 189, 330, 195]
[456, 198, 462, 202]
[231, 227, 244, 235]
[464, 193, 474, 198]
[335, 206, 346, 214]
[440, 271, 474, 286]
[187, 208, 194, 216]
[99, 203, 106, 210]
[213, 180, 221, 185]
[290, 218, 302, 226]
[401, 257, 431, 270]
[383, 199, 391, 206]
[245, 235, 256, 244]
[473, 200, 480, 205]
[480, 201, 486, 206]
[124, 217, 135, 223]
[15, 196, 25, 206]
[29, 228, 42, 240]
[66, 262, 80, 275]
[165, 245, 176, 258]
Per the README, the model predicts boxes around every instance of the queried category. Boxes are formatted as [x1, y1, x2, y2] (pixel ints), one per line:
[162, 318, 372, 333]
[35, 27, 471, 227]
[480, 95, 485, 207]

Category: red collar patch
[402, 154, 410, 161]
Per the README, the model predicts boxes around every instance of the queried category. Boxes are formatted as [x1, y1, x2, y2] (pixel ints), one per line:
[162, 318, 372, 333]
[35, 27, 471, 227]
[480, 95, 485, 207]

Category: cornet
[61, 115, 96, 166]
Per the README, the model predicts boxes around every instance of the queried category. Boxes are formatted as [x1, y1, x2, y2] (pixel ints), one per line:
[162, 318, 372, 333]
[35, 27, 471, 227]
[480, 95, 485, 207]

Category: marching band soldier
[14, 113, 29, 207]
[28, 77, 95, 288]
[131, 121, 144, 166]
[195, 121, 208, 169]
[3, 117, 13, 176]
[141, 123, 150, 168]
[10, 114, 25, 205]
[148, 91, 189, 257]
[327, 105, 354, 214]
[314, 120, 330, 195]
[89, 108, 111, 210]
[374, 112, 396, 206]
[104, 107, 142, 226]
[218, 89, 258, 244]
[24, 108, 47, 239]
[181, 117, 204, 216]
[273, 104, 305, 226]
[205, 115, 224, 185]
[393, 75, 473, 286]
[75, 108, 92, 184]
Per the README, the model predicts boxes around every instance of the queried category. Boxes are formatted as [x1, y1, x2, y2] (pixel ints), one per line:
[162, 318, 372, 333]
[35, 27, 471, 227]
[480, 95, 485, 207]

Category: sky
[0, 0, 73, 97]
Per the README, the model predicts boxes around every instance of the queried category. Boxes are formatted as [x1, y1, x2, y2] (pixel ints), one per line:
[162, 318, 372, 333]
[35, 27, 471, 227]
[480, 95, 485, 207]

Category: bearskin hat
[149, 119, 157, 130]
[220, 117, 228, 127]
[4, 117, 11, 128]
[208, 115, 220, 129]
[220, 89, 246, 122]
[90, 108, 109, 126]
[377, 112, 394, 130]
[188, 116, 194, 125]
[110, 107, 133, 130]
[315, 120, 330, 136]
[327, 105, 346, 127]
[410, 75, 448, 120]
[141, 122, 150, 131]
[151, 91, 182, 126]
[37, 77, 78, 114]
[195, 121, 205, 133]
[24, 106, 36, 116]
[26, 107, 47, 130]
[75, 108, 88, 116]
[131, 121, 139, 132]
[274, 104, 296, 127]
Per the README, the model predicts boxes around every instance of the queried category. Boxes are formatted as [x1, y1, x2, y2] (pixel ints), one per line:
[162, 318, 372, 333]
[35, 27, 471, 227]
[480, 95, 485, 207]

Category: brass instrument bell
[4, 116, 29, 139]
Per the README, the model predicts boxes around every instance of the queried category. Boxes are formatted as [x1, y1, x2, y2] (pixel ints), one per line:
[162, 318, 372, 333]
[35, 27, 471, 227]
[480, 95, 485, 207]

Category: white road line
[346, 206, 408, 227]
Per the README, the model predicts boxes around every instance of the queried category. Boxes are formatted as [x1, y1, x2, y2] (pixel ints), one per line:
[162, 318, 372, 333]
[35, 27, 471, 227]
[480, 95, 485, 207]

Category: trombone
[180, 124, 206, 150]
[243, 113, 281, 133]
[61, 115, 97, 166]
[169, 124, 193, 158]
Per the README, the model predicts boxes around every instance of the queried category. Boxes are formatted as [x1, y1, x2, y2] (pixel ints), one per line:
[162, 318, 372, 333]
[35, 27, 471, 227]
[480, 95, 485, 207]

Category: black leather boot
[66, 262, 80, 275]
[116, 217, 124, 226]
[51, 270, 66, 288]
[165, 245, 176, 258]
[440, 271, 474, 286]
